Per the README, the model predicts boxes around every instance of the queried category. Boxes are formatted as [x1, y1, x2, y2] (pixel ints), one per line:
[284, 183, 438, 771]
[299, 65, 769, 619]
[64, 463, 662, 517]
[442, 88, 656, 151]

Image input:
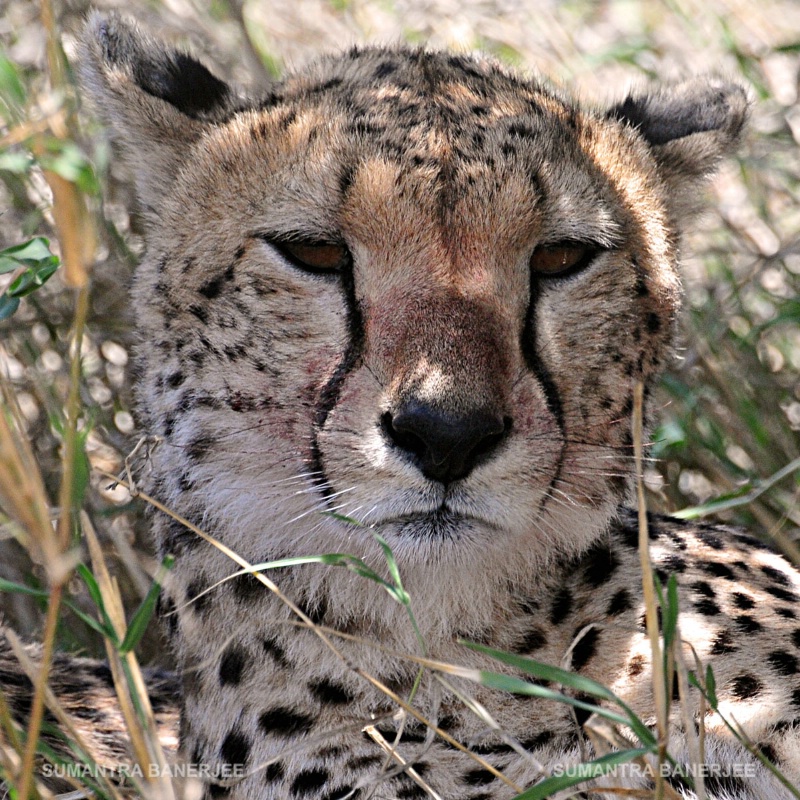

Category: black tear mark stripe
[522, 281, 566, 515]
[309, 260, 365, 499]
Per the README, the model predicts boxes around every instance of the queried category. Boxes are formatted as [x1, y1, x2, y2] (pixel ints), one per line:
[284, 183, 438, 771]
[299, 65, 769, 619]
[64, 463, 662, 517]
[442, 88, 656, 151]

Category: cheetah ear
[606, 79, 749, 221]
[80, 12, 241, 216]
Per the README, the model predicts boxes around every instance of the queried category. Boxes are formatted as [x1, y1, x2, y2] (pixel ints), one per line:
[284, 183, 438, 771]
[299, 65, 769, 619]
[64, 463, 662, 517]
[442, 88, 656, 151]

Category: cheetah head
[81, 15, 746, 627]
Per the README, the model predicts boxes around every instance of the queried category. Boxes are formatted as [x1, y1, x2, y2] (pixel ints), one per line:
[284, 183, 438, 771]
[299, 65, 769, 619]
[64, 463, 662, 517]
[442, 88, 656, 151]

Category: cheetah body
[9, 14, 800, 800]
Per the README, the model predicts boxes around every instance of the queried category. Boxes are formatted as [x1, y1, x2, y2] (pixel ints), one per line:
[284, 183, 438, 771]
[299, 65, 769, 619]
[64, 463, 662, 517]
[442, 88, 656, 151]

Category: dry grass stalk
[633, 381, 668, 799]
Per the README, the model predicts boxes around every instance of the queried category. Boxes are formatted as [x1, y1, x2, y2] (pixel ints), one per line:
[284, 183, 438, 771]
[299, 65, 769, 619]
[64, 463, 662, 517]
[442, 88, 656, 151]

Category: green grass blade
[76, 564, 119, 644]
[476, 671, 632, 729]
[463, 641, 656, 746]
[119, 555, 174, 654]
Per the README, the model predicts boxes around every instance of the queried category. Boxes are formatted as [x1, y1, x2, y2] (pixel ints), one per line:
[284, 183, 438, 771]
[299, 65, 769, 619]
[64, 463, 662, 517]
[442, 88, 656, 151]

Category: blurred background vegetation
[2, 0, 800, 657]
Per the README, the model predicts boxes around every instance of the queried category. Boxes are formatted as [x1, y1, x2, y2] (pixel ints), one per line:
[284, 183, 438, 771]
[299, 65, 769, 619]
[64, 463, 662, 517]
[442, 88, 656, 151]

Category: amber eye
[529, 243, 598, 278]
[270, 240, 351, 274]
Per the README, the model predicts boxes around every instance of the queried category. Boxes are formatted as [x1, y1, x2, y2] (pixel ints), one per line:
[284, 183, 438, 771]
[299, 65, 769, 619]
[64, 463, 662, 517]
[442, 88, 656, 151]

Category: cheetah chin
[4, 12, 800, 800]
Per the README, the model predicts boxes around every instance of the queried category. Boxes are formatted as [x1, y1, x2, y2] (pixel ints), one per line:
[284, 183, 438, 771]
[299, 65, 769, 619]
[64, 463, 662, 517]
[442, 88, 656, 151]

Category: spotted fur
[5, 11, 800, 800]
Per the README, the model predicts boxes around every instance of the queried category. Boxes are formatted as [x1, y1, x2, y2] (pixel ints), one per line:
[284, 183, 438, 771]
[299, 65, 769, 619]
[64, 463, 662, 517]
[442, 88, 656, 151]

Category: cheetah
[3, 11, 800, 800]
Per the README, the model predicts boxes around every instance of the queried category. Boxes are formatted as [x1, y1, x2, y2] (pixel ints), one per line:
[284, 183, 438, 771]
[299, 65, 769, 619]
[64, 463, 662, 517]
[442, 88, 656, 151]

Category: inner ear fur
[606, 78, 749, 222]
[80, 12, 243, 215]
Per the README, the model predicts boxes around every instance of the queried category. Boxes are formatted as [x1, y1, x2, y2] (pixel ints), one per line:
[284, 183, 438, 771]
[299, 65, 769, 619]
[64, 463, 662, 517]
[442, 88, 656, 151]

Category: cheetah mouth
[372, 507, 500, 538]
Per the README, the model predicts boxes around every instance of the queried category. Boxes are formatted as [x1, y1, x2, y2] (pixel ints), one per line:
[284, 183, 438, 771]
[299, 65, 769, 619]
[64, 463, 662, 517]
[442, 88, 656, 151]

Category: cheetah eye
[269, 239, 351, 274]
[529, 242, 600, 278]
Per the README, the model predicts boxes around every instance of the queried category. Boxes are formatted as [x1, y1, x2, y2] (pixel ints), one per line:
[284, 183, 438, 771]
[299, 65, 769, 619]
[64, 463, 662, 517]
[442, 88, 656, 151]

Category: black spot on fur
[188, 304, 209, 324]
[730, 674, 763, 700]
[583, 542, 618, 587]
[220, 730, 250, 767]
[691, 581, 715, 598]
[573, 693, 599, 727]
[702, 562, 736, 580]
[693, 598, 721, 616]
[296, 594, 328, 625]
[710, 629, 737, 655]
[265, 762, 285, 783]
[733, 615, 763, 634]
[522, 730, 554, 750]
[470, 740, 515, 755]
[759, 743, 779, 764]
[374, 60, 397, 79]
[290, 769, 329, 796]
[91, 662, 114, 684]
[233, 573, 264, 602]
[550, 588, 573, 625]
[219, 645, 246, 686]
[696, 530, 724, 549]
[396, 780, 427, 799]
[570, 627, 600, 670]
[660, 554, 687, 573]
[463, 768, 496, 786]
[162, 516, 198, 554]
[259, 707, 314, 737]
[167, 370, 185, 388]
[607, 589, 632, 616]
[346, 754, 383, 771]
[262, 635, 289, 668]
[768, 651, 799, 676]
[516, 628, 547, 652]
[732, 592, 755, 610]
[645, 311, 661, 333]
[200, 274, 226, 299]
[762, 565, 791, 585]
[766, 585, 799, 603]
[777, 607, 797, 619]
[309, 678, 353, 705]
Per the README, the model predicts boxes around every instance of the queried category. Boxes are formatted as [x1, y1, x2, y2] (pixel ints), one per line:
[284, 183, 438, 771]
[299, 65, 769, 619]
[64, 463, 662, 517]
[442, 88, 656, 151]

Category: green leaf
[0, 54, 26, 111]
[0, 294, 20, 321]
[0, 577, 49, 597]
[66, 603, 117, 640]
[40, 142, 100, 195]
[0, 152, 32, 174]
[0, 576, 114, 639]
[373, 533, 408, 602]
[706, 665, 717, 708]
[0, 237, 57, 271]
[0, 238, 61, 319]
[70, 423, 93, 512]
[120, 555, 174, 654]
[513, 748, 654, 800]
[76, 564, 119, 644]
[477, 670, 632, 729]
[7, 261, 60, 297]
[662, 574, 680, 648]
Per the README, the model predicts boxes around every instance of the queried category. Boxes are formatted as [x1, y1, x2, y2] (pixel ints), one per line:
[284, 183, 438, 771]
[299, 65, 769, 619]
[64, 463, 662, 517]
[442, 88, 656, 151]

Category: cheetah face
[82, 16, 746, 573]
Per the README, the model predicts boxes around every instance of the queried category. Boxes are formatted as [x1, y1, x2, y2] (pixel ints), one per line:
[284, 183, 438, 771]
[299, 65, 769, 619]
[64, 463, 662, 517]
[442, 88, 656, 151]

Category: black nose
[381, 402, 511, 484]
